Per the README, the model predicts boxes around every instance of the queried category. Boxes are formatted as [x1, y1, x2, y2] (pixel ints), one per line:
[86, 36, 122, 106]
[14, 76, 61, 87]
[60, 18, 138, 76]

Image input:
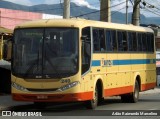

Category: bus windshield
[12, 28, 79, 79]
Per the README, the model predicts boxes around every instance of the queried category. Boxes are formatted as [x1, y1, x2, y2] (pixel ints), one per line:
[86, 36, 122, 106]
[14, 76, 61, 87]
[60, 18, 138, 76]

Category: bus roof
[15, 18, 153, 33]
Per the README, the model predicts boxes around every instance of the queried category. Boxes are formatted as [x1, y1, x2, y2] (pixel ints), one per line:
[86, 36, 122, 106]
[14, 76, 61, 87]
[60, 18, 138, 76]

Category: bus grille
[26, 88, 58, 92]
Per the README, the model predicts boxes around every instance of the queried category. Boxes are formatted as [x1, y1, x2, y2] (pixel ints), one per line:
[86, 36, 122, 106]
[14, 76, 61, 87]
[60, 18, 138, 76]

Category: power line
[73, 1, 126, 18]
[98, 6, 126, 23]
[111, 6, 127, 16]
[143, 0, 160, 11]
[141, 1, 160, 17]
[129, 0, 134, 6]
[143, 7, 160, 17]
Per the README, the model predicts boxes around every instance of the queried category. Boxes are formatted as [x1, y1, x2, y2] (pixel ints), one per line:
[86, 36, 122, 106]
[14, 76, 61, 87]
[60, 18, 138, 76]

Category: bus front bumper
[12, 92, 93, 102]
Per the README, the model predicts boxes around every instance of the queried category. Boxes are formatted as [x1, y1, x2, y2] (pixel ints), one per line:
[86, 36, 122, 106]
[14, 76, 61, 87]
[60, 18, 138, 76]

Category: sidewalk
[140, 87, 160, 95]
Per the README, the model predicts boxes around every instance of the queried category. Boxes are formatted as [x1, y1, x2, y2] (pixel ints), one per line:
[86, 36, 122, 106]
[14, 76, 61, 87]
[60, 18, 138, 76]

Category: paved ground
[140, 87, 160, 95]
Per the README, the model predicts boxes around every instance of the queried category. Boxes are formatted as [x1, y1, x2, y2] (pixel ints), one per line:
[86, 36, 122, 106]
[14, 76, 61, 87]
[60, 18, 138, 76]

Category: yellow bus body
[0, 27, 13, 60]
[12, 19, 156, 104]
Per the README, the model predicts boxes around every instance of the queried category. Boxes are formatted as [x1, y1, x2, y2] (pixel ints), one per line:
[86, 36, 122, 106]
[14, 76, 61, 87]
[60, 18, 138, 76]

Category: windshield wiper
[25, 50, 41, 77]
[44, 54, 62, 78]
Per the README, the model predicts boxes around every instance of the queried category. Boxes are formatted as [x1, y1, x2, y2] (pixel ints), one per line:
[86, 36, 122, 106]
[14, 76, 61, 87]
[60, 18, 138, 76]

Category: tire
[130, 80, 139, 103]
[121, 80, 139, 103]
[85, 86, 98, 109]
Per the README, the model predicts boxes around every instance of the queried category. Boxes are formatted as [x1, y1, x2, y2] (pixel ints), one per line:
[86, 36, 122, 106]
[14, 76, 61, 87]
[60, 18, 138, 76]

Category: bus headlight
[12, 82, 28, 91]
[58, 81, 79, 92]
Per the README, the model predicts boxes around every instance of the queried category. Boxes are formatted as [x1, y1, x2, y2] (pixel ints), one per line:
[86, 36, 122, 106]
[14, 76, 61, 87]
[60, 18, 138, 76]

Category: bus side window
[93, 28, 105, 52]
[151, 34, 154, 52]
[147, 33, 154, 52]
[106, 30, 112, 51]
[142, 33, 147, 51]
[99, 29, 106, 51]
[132, 32, 137, 51]
[106, 30, 117, 52]
[118, 31, 127, 52]
[117, 31, 123, 51]
[93, 29, 100, 51]
[122, 31, 127, 51]
[82, 27, 91, 74]
[128, 32, 133, 51]
[128, 32, 137, 51]
[112, 30, 117, 51]
[137, 33, 142, 51]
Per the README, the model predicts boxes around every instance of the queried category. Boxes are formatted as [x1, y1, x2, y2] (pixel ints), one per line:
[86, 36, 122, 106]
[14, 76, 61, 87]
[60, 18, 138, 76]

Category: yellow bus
[11, 19, 156, 109]
[0, 26, 12, 61]
[0, 27, 12, 94]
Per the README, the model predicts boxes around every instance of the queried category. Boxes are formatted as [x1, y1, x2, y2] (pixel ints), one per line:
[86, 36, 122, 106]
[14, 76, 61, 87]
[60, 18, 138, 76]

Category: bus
[0, 26, 12, 61]
[0, 26, 12, 94]
[11, 19, 156, 109]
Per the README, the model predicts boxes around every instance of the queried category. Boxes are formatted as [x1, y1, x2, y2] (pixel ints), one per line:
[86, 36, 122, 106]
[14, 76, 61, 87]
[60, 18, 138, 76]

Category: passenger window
[137, 33, 142, 51]
[128, 32, 133, 51]
[142, 33, 147, 51]
[147, 33, 154, 52]
[82, 27, 91, 74]
[117, 31, 127, 51]
[151, 34, 154, 52]
[93, 28, 105, 52]
[128, 32, 137, 51]
[132, 32, 137, 51]
[106, 30, 117, 51]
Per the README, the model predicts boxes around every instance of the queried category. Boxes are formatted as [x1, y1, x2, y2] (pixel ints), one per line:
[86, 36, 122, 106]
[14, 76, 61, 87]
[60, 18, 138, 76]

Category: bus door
[81, 27, 92, 91]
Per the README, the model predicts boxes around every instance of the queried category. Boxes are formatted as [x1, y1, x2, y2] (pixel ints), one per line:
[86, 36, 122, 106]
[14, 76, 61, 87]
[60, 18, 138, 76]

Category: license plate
[37, 95, 48, 99]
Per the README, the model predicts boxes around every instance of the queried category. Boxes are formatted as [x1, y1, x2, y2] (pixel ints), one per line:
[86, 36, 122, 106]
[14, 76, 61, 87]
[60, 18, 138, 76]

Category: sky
[2, 0, 160, 17]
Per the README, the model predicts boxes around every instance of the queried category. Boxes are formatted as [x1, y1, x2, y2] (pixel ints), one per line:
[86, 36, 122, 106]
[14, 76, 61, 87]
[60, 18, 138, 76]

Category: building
[0, 8, 62, 30]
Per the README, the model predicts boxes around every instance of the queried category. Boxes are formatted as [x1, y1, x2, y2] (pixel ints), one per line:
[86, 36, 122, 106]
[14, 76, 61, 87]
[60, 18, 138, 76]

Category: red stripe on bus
[141, 82, 156, 91]
[104, 82, 156, 97]
[104, 86, 133, 97]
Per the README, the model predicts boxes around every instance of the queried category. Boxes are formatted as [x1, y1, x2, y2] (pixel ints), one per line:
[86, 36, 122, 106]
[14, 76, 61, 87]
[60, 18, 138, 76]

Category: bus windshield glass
[12, 28, 79, 78]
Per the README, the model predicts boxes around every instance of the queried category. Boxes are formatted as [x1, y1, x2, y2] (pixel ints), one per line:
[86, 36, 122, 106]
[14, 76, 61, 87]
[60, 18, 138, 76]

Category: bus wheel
[33, 102, 47, 109]
[130, 80, 140, 103]
[121, 80, 139, 103]
[85, 86, 98, 109]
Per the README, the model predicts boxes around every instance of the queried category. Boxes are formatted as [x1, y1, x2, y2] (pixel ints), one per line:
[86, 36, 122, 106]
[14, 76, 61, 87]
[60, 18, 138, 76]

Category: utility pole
[100, 0, 111, 22]
[132, 0, 141, 26]
[63, 0, 70, 19]
[126, 0, 128, 24]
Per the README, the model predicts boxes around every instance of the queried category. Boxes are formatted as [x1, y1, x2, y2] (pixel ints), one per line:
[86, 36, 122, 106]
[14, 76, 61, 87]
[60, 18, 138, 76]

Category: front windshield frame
[12, 27, 79, 79]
